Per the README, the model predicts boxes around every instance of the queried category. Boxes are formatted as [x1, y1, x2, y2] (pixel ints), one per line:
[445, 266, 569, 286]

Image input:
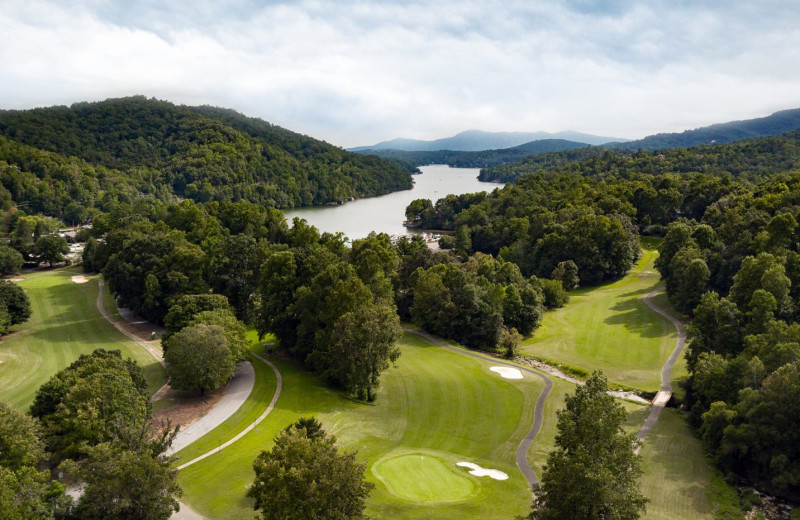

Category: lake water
[282, 165, 505, 240]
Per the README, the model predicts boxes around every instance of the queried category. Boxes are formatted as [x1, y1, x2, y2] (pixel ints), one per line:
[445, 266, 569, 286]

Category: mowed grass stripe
[179, 332, 544, 520]
[0, 268, 166, 410]
[522, 239, 684, 392]
[639, 409, 714, 520]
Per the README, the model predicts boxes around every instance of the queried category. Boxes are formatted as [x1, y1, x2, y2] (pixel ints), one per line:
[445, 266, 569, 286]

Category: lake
[283, 164, 504, 239]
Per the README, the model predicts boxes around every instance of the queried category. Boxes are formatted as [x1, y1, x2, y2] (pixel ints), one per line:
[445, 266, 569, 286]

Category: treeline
[405, 171, 742, 285]
[0, 96, 412, 218]
[356, 139, 590, 168]
[656, 172, 800, 500]
[84, 199, 401, 401]
[479, 130, 800, 183]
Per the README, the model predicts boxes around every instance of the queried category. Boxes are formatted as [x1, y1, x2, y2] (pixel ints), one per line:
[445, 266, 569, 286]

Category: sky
[2, 0, 800, 148]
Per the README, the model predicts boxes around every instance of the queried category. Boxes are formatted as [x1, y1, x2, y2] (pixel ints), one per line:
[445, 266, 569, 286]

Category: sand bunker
[7, 277, 24, 282]
[456, 462, 509, 481]
[490, 366, 523, 379]
[71, 276, 89, 284]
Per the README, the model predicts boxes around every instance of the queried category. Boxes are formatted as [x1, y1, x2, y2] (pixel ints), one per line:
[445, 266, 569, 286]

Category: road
[403, 328, 553, 489]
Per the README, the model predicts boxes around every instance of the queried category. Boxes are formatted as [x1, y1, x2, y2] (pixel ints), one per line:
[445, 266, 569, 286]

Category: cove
[283, 164, 505, 239]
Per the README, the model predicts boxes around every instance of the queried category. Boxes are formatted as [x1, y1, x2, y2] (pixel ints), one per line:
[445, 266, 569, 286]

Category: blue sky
[1, 0, 799, 147]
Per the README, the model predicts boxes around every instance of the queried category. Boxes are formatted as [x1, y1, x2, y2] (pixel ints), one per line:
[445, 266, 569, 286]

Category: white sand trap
[490, 366, 523, 379]
[456, 462, 509, 481]
[71, 276, 89, 284]
[7, 277, 24, 282]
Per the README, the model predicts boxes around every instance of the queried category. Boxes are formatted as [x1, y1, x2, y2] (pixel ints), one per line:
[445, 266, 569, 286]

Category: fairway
[178, 333, 544, 519]
[522, 238, 687, 392]
[0, 268, 166, 411]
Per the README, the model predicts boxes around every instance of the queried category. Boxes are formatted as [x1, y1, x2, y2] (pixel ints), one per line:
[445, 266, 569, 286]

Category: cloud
[1, 0, 799, 147]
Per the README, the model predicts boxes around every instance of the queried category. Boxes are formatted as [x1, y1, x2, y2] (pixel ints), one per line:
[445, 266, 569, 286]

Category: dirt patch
[150, 384, 228, 431]
[71, 275, 89, 284]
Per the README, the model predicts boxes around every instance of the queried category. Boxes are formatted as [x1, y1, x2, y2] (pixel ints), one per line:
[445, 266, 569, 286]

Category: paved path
[175, 352, 282, 470]
[404, 329, 553, 489]
[95, 278, 165, 365]
[635, 285, 687, 448]
[166, 361, 256, 455]
[94, 277, 266, 520]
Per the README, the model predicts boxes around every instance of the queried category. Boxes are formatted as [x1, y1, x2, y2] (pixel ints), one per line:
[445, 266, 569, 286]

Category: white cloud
[1, 0, 799, 147]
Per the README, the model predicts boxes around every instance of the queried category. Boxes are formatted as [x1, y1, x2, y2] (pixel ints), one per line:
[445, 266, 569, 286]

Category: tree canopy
[530, 371, 647, 520]
[248, 419, 373, 520]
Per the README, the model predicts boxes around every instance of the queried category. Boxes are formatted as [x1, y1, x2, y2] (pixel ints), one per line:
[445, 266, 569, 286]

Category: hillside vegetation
[479, 130, 800, 183]
[0, 96, 412, 218]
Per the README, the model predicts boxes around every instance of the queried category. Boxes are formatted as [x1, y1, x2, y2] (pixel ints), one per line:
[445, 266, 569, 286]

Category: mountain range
[350, 129, 626, 152]
[352, 108, 800, 157]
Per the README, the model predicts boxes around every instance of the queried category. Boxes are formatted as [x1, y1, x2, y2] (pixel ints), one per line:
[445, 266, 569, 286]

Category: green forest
[0, 97, 413, 219]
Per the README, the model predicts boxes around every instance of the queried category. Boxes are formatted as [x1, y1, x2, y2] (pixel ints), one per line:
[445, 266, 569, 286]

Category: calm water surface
[283, 165, 504, 239]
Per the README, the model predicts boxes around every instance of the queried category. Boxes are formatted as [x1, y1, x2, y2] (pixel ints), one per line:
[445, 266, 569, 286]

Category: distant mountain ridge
[353, 139, 591, 168]
[350, 129, 626, 152]
[608, 108, 800, 151]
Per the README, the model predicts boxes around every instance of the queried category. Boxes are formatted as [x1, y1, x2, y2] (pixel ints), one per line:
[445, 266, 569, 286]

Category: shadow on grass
[603, 297, 668, 339]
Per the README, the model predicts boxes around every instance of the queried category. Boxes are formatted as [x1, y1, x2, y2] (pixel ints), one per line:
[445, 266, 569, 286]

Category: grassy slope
[0, 267, 166, 411]
[179, 333, 543, 520]
[522, 238, 687, 392]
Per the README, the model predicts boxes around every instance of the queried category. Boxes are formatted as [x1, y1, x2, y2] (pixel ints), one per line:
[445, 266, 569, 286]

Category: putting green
[372, 450, 475, 502]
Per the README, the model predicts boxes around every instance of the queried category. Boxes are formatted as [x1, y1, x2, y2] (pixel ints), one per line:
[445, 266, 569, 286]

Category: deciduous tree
[530, 371, 647, 520]
[248, 421, 373, 520]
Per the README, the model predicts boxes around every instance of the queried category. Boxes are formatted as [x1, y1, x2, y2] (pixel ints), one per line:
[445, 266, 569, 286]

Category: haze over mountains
[352, 108, 800, 158]
[350, 129, 626, 152]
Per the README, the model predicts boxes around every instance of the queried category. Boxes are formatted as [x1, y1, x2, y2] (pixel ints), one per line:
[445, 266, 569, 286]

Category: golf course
[0, 242, 740, 519]
[0, 267, 166, 412]
[522, 238, 687, 393]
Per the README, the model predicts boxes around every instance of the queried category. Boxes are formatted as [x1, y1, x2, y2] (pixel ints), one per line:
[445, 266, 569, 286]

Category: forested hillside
[609, 107, 800, 151]
[655, 174, 800, 501]
[479, 130, 800, 183]
[0, 97, 412, 217]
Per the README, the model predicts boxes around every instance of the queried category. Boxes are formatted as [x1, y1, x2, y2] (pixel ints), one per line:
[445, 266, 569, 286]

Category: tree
[0, 403, 70, 520]
[66, 442, 181, 520]
[30, 349, 150, 463]
[189, 308, 249, 361]
[0, 280, 32, 327]
[324, 304, 402, 401]
[0, 245, 24, 276]
[530, 371, 647, 520]
[551, 260, 579, 291]
[164, 324, 236, 396]
[248, 422, 373, 520]
[34, 235, 69, 267]
[162, 293, 233, 343]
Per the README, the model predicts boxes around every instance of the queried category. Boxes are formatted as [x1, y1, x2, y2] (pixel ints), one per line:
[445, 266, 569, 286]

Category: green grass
[372, 450, 476, 502]
[522, 238, 687, 392]
[638, 408, 742, 520]
[0, 267, 166, 411]
[179, 333, 545, 519]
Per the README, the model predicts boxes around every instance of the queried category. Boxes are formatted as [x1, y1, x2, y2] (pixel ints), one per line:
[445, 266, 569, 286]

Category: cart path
[94, 276, 276, 520]
[635, 285, 687, 448]
[403, 328, 553, 489]
[174, 351, 282, 470]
